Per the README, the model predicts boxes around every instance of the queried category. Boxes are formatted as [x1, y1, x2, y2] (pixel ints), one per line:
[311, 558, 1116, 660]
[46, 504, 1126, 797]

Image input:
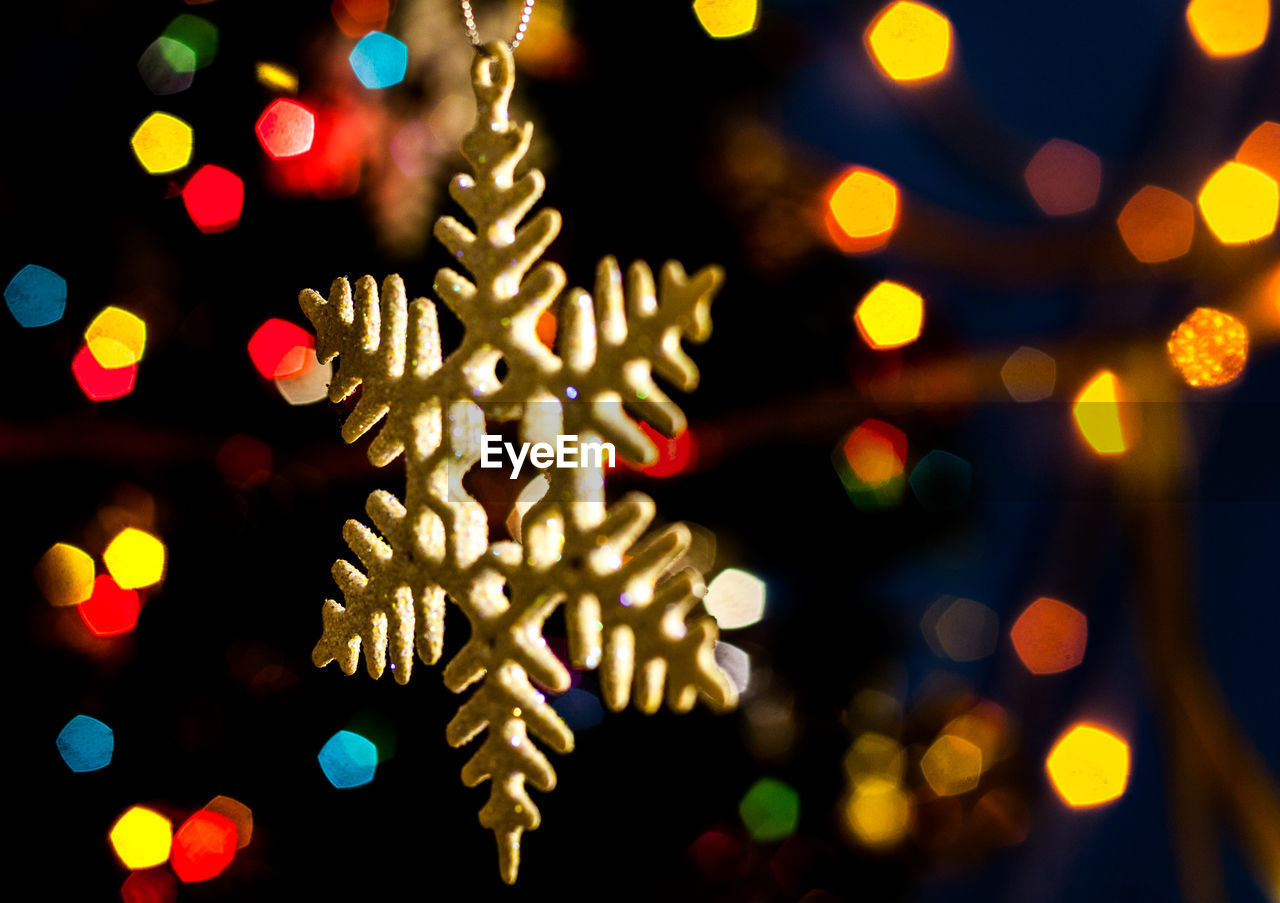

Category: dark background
[3, 1, 1278, 901]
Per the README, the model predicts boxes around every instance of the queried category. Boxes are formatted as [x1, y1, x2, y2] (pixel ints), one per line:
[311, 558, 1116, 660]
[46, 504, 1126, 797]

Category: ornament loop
[472, 41, 516, 125]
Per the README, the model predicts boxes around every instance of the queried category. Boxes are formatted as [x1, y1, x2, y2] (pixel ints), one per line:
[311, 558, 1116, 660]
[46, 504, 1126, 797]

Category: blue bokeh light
[5, 264, 67, 327]
[56, 715, 114, 772]
[318, 730, 378, 788]
[349, 32, 408, 89]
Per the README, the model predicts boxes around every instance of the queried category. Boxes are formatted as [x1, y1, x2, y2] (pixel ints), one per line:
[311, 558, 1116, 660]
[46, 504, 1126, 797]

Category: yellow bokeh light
[1072, 370, 1129, 455]
[103, 527, 167, 590]
[693, 0, 760, 38]
[34, 542, 95, 607]
[843, 778, 912, 849]
[130, 112, 194, 175]
[109, 806, 173, 869]
[85, 307, 147, 369]
[865, 1, 953, 83]
[855, 281, 924, 349]
[1046, 723, 1130, 808]
[1167, 306, 1249, 387]
[825, 167, 899, 252]
[1186, 0, 1270, 57]
[1198, 160, 1279, 244]
[920, 734, 983, 797]
[843, 732, 906, 787]
[704, 568, 767, 629]
[255, 61, 299, 94]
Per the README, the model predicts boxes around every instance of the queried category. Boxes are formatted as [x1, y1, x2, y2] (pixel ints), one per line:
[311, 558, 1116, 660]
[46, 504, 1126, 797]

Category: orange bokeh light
[841, 419, 906, 485]
[825, 167, 900, 252]
[855, 281, 925, 349]
[1010, 597, 1087, 674]
[1186, 0, 1270, 57]
[865, 1, 953, 83]
[1237, 121, 1280, 182]
[1117, 185, 1195, 263]
[1024, 139, 1102, 216]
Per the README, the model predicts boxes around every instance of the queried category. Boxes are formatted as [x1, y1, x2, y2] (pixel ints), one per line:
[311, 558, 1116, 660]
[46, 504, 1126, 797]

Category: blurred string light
[104, 527, 166, 590]
[256, 61, 299, 94]
[86, 306, 147, 368]
[110, 806, 173, 869]
[1010, 597, 1087, 674]
[162, 14, 218, 69]
[864, 1, 954, 83]
[824, 167, 899, 253]
[909, 449, 971, 511]
[248, 319, 316, 379]
[121, 868, 178, 903]
[275, 352, 333, 405]
[1167, 306, 1249, 387]
[1197, 160, 1279, 244]
[693, 0, 760, 38]
[1000, 346, 1056, 401]
[72, 345, 138, 401]
[170, 810, 237, 882]
[332, 0, 394, 38]
[738, 777, 800, 842]
[1024, 139, 1102, 217]
[56, 714, 114, 772]
[922, 596, 998, 662]
[1072, 370, 1130, 455]
[79, 575, 141, 637]
[138, 37, 196, 95]
[349, 31, 409, 89]
[704, 568, 766, 629]
[920, 734, 983, 796]
[1046, 723, 1130, 807]
[1117, 185, 1196, 263]
[255, 99, 316, 159]
[183, 165, 244, 233]
[5, 263, 66, 327]
[1237, 121, 1280, 180]
[204, 796, 253, 849]
[1185, 0, 1271, 57]
[855, 281, 924, 349]
[319, 730, 378, 788]
[35, 542, 95, 607]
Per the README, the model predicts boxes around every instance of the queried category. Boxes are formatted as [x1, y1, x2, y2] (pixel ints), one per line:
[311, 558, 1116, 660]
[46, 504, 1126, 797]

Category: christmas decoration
[300, 40, 736, 882]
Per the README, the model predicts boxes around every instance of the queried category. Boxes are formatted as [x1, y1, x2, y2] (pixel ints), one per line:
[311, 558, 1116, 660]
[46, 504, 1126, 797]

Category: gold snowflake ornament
[299, 42, 736, 883]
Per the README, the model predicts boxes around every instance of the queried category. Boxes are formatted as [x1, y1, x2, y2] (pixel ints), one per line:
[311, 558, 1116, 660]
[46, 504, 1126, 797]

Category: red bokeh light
[121, 868, 178, 903]
[79, 575, 140, 637]
[255, 99, 316, 159]
[248, 319, 315, 379]
[636, 421, 695, 477]
[183, 165, 244, 233]
[266, 104, 365, 199]
[72, 345, 137, 401]
[842, 418, 907, 484]
[170, 810, 237, 883]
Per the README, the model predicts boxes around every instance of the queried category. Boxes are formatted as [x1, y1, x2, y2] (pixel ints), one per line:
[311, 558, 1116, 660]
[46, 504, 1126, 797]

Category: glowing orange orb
[1167, 307, 1249, 388]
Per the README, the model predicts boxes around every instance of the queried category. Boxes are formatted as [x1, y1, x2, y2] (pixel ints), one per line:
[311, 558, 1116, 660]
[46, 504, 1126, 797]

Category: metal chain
[460, 0, 536, 50]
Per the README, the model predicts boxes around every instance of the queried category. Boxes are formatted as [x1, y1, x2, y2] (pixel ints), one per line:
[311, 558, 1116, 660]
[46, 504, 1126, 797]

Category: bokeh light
[248, 319, 316, 379]
[204, 796, 253, 849]
[1024, 139, 1102, 216]
[1116, 185, 1196, 263]
[864, 1, 953, 83]
[855, 281, 924, 349]
[137, 37, 196, 95]
[1237, 121, 1280, 181]
[255, 99, 316, 159]
[216, 435, 273, 489]
[121, 868, 178, 903]
[634, 420, 696, 477]
[738, 778, 800, 842]
[923, 596, 998, 662]
[704, 568, 767, 629]
[5, 263, 67, 327]
[1197, 160, 1279, 244]
[825, 167, 899, 252]
[319, 730, 378, 788]
[85, 306, 147, 368]
[1186, 0, 1270, 57]
[349, 32, 408, 89]
[110, 806, 173, 869]
[1000, 346, 1056, 401]
[715, 642, 752, 695]
[56, 714, 114, 772]
[1167, 306, 1249, 387]
[1072, 371, 1129, 455]
[844, 732, 905, 786]
[1046, 723, 1130, 807]
[943, 703, 1008, 766]
[255, 61, 299, 94]
[170, 810, 237, 882]
[920, 734, 983, 796]
[844, 778, 912, 849]
[842, 419, 907, 491]
[78, 575, 141, 637]
[183, 165, 244, 233]
[332, 0, 392, 38]
[130, 112, 194, 175]
[275, 353, 333, 405]
[34, 542, 95, 607]
[104, 527, 167, 590]
[909, 450, 971, 511]
[693, 0, 760, 38]
[1010, 597, 1088, 674]
[72, 345, 138, 402]
[162, 14, 218, 69]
